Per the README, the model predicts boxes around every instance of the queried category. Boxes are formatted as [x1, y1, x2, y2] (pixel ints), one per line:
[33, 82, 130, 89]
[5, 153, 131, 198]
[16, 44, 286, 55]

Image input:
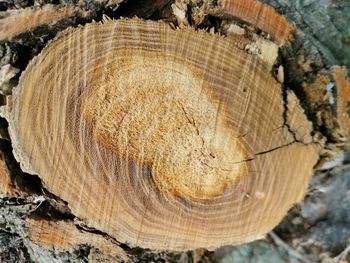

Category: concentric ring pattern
[6, 19, 320, 250]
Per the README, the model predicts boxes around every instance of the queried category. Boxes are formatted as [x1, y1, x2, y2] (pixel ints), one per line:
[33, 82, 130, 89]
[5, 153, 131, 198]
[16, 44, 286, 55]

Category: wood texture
[333, 67, 350, 138]
[213, 0, 296, 44]
[26, 218, 128, 262]
[2, 18, 320, 250]
[0, 157, 19, 196]
[0, 5, 91, 42]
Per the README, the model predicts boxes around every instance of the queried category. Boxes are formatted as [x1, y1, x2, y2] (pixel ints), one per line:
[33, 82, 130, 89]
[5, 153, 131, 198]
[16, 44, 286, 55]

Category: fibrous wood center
[81, 51, 247, 200]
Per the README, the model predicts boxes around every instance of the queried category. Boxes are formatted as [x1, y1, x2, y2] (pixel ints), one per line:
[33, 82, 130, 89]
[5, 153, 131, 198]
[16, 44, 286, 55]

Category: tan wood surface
[333, 67, 350, 138]
[2, 18, 320, 250]
[0, 5, 91, 42]
[213, 0, 296, 44]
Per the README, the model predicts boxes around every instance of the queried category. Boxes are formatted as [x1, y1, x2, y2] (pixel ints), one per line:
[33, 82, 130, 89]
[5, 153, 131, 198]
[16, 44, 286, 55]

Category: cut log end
[3, 17, 321, 250]
[215, 0, 296, 45]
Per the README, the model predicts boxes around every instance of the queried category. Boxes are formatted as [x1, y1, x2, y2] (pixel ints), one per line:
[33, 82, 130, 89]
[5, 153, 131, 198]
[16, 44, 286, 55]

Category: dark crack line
[232, 138, 320, 165]
[254, 141, 297, 156]
[232, 158, 254, 165]
[233, 141, 297, 164]
[178, 102, 200, 135]
[74, 219, 130, 249]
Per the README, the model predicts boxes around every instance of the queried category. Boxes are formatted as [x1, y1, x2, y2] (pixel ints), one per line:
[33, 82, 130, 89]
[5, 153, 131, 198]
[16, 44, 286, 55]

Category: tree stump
[0, 0, 349, 261]
[1, 16, 321, 250]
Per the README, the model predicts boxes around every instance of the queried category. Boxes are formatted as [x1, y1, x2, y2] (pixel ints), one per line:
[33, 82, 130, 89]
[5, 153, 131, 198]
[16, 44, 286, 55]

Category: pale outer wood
[213, 0, 296, 44]
[0, 5, 91, 42]
[2, 19, 321, 250]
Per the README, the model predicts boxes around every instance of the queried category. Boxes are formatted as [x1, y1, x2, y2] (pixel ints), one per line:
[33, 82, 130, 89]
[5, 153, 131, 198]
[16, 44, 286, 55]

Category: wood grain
[0, 5, 91, 42]
[333, 66, 350, 137]
[213, 0, 296, 44]
[26, 218, 128, 262]
[0, 157, 20, 196]
[2, 19, 320, 250]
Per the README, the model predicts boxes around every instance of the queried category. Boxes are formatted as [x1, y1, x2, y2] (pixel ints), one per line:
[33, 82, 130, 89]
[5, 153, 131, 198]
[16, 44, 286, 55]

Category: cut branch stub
[0, 5, 92, 42]
[211, 0, 296, 45]
[3, 19, 320, 250]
